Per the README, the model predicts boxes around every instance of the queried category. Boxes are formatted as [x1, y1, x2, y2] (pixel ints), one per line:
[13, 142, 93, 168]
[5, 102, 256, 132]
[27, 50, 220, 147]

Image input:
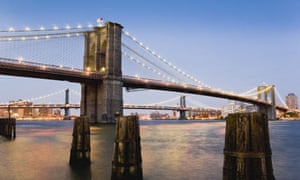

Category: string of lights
[144, 96, 181, 106]
[122, 51, 178, 83]
[122, 30, 211, 88]
[0, 31, 85, 42]
[0, 24, 93, 33]
[122, 42, 184, 83]
[274, 88, 288, 107]
[241, 86, 273, 98]
[186, 97, 220, 110]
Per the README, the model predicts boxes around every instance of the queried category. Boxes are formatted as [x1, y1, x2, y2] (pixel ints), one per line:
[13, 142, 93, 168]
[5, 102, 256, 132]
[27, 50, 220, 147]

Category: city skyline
[1, 1, 300, 110]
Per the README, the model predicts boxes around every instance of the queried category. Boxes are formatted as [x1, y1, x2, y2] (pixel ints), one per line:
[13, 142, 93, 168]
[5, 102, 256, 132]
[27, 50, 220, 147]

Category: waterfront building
[0, 100, 64, 119]
[221, 101, 256, 118]
[9, 100, 33, 118]
[286, 93, 298, 109]
[188, 109, 222, 120]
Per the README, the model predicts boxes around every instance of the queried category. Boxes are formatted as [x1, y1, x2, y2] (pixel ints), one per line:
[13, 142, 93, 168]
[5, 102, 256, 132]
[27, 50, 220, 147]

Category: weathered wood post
[111, 115, 143, 180]
[223, 112, 275, 180]
[0, 118, 16, 139]
[69, 116, 91, 166]
[12, 118, 16, 139]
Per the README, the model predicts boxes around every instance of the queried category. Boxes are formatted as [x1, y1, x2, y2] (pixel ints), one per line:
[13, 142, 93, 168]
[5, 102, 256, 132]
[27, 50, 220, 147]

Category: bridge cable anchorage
[185, 97, 221, 110]
[122, 30, 211, 88]
[122, 43, 185, 83]
[122, 51, 179, 83]
[274, 87, 288, 107]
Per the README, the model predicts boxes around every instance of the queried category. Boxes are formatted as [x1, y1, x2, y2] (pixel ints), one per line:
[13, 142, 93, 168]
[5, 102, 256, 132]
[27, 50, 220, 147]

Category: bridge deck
[0, 58, 289, 111]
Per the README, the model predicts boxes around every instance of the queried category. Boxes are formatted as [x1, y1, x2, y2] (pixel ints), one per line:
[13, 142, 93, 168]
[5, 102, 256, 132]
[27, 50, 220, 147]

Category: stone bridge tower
[257, 85, 276, 120]
[179, 96, 187, 120]
[81, 22, 123, 123]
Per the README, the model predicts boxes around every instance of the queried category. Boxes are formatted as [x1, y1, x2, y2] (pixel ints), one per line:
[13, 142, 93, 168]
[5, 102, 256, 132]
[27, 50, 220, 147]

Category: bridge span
[0, 22, 290, 122]
[0, 57, 276, 107]
[0, 103, 218, 112]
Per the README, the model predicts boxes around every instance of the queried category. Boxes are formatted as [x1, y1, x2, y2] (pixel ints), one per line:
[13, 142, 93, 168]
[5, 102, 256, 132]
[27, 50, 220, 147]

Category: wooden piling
[111, 115, 143, 180]
[223, 112, 275, 180]
[69, 116, 91, 166]
[0, 118, 16, 139]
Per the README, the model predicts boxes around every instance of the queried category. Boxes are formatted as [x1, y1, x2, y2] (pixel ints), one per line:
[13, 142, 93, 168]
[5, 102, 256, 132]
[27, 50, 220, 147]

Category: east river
[0, 119, 299, 180]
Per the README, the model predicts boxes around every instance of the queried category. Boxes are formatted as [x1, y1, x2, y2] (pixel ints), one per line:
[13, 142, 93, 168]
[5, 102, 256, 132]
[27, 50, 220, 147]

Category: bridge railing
[0, 57, 83, 72]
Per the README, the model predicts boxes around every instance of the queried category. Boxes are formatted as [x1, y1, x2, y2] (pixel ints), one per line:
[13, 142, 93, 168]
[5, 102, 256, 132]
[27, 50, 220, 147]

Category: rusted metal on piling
[223, 112, 275, 180]
[69, 116, 91, 166]
[111, 115, 143, 180]
[0, 118, 16, 139]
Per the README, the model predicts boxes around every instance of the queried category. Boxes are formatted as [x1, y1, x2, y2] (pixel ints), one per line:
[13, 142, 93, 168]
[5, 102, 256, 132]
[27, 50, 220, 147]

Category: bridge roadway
[0, 104, 220, 112]
[0, 57, 102, 83]
[0, 104, 80, 109]
[0, 58, 289, 111]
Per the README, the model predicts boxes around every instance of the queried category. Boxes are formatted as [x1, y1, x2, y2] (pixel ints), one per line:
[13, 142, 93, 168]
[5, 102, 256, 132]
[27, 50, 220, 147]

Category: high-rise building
[286, 93, 298, 109]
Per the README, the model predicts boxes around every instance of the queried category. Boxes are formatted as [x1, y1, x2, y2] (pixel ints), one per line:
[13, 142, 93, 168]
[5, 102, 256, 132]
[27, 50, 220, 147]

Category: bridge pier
[64, 88, 71, 120]
[178, 96, 187, 120]
[80, 22, 123, 123]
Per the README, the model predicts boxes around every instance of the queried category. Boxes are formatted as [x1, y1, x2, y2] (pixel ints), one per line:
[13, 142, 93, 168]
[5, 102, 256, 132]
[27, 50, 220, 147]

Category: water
[0, 120, 299, 180]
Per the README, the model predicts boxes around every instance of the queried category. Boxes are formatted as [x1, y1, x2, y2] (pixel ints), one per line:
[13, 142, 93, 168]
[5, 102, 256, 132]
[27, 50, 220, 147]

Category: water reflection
[70, 165, 91, 180]
[0, 120, 299, 179]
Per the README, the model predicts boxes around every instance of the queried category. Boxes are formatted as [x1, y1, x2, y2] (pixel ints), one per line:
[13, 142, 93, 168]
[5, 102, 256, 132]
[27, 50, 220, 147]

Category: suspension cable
[274, 87, 288, 107]
[239, 87, 258, 96]
[145, 96, 181, 106]
[0, 25, 92, 33]
[122, 51, 178, 83]
[186, 97, 220, 110]
[24, 89, 66, 103]
[0, 31, 85, 42]
[122, 30, 210, 88]
[242, 86, 273, 98]
[122, 43, 184, 82]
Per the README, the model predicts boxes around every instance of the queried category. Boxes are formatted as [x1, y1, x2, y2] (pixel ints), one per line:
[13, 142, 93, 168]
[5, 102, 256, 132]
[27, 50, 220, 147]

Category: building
[221, 101, 257, 118]
[9, 100, 33, 118]
[0, 100, 64, 119]
[188, 109, 222, 120]
[286, 93, 298, 109]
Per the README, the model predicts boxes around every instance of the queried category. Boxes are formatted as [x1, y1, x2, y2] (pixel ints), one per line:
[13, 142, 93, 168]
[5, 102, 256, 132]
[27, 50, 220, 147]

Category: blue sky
[1, 0, 300, 112]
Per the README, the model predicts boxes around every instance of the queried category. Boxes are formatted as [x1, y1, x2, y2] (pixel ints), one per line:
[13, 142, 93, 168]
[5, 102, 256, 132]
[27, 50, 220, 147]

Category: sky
[1, 0, 300, 113]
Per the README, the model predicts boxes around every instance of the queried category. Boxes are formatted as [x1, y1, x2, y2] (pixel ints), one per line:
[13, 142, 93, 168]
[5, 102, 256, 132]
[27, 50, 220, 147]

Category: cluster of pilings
[0, 118, 16, 139]
[69, 115, 143, 179]
[69, 112, 275, 179]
